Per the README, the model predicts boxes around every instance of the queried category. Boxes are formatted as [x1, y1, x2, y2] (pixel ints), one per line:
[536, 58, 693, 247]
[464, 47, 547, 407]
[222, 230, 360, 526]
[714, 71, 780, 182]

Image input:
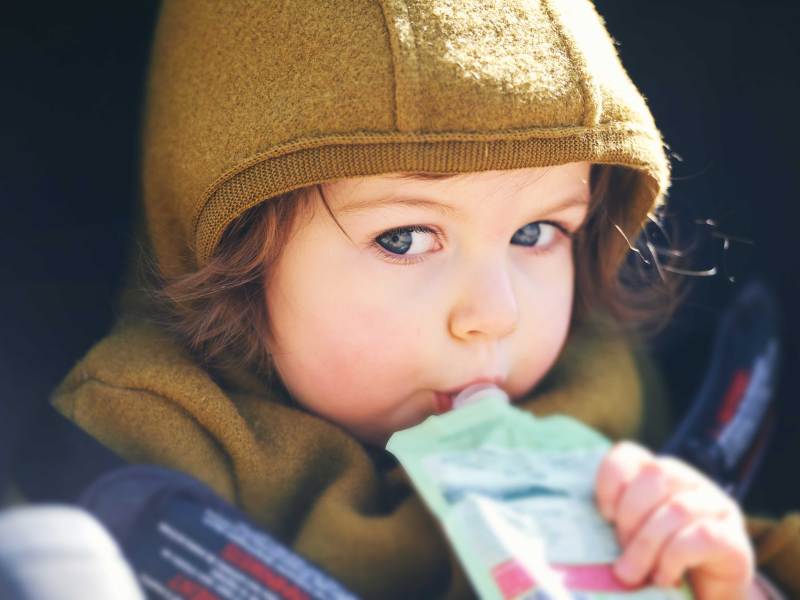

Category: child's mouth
[434, 382, 507, 414]
[434, 392, 454, 414]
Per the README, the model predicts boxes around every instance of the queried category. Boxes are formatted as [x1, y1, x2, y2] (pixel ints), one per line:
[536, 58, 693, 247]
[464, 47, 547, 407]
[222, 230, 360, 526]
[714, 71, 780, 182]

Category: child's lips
[434, 378, 505, 414]
[434, 392, 454, 414]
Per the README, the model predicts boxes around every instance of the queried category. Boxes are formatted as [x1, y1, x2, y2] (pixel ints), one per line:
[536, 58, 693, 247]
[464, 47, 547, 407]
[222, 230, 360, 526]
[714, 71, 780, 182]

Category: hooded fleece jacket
[53, 0, 800, 597]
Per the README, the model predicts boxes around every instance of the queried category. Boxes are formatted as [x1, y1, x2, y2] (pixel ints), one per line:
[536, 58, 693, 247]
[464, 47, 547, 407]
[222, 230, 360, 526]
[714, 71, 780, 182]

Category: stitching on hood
[375, 0, 401, 131]
[378, 0, 422, 132]
[541, 0, 601, 127]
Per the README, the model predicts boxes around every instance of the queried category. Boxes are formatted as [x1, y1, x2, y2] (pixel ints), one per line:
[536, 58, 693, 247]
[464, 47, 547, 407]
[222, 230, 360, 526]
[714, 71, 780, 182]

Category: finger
[654, 518, 754, 599]
[615, 456, 704, 545]
[614, 488, 719, 586]
[595, 441, 652, 521]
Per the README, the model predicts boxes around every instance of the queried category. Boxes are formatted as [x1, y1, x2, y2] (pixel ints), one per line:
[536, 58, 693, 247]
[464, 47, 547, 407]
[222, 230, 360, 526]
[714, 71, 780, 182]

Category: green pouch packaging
[386, 393, 693, 600]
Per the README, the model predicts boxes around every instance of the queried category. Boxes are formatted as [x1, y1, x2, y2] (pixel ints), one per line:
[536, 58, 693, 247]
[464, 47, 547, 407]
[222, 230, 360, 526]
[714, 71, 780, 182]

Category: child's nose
[448, 258, 519, 342]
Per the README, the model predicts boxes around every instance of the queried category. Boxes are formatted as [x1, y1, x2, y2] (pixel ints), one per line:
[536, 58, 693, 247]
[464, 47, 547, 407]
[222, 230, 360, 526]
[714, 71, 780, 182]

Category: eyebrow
[336, 191, 590, 217]
[391, 172, 460, 181]
[336, 195, 460, 216]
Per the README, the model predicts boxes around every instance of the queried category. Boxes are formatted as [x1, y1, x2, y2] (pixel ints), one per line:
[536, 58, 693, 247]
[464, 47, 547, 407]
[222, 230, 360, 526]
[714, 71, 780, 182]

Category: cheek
[313, 300, 417, 378]
[516, 244, 575, 315]
[266, 252, 427, 400]
[511, 249, 575, 390]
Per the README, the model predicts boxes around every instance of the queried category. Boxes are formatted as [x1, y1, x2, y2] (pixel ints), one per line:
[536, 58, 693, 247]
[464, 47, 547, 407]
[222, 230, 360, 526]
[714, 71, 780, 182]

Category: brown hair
[158, 187, 314, 374]
[158, 166, 681, 375]
[572, 166, 682, 334]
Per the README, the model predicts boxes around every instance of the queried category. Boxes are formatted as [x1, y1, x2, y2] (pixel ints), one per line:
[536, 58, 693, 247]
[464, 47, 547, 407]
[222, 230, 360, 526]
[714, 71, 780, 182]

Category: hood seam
[375, 0, 401, 132]
[377, 0, 422, 132]
[541, 0, 601, 127]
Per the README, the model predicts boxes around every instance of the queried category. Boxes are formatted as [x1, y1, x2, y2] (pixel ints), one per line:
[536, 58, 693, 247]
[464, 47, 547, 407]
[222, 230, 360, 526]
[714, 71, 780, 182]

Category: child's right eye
[374, 225, 439, 258]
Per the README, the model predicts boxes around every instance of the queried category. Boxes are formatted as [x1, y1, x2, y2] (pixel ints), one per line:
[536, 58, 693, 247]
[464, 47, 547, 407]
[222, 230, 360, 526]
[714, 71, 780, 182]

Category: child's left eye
[375, 225, 438, 256]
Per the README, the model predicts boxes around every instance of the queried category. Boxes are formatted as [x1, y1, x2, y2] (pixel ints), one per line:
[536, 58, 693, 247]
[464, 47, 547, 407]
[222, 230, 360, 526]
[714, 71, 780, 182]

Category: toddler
[54, 0, 796, 597]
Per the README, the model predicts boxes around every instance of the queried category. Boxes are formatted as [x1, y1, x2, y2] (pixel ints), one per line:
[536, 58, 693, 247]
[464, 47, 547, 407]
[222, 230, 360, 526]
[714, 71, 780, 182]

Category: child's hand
[595, 441, 759, 599]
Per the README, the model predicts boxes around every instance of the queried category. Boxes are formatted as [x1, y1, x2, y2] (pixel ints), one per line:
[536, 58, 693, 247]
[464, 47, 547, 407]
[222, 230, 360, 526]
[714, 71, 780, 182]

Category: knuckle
[666, 496, 694, 522]
[693, 520, 720, 546]
[616, 513, 634, 536]
[631, 531, 658, 557]
[659, 456, 699, 486]
[639, 460, 663, 481]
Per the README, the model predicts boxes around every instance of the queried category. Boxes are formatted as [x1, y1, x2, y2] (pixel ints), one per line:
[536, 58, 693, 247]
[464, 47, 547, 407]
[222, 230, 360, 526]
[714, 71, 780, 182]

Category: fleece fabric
[52, 0, 799, 596]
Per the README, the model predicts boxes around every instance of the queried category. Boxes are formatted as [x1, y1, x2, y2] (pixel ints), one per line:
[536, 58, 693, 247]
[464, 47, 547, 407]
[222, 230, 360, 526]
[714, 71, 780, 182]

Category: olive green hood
[142, 0, 669, 278]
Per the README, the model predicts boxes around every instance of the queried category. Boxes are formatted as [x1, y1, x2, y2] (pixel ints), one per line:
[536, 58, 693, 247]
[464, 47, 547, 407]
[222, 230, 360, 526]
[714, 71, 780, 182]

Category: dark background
[1, 2, 798, 513]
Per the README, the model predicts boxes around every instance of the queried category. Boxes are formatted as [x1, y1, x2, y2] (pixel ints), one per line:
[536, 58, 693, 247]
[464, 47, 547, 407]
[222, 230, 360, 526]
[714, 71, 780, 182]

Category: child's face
[265, 162, 591, 445]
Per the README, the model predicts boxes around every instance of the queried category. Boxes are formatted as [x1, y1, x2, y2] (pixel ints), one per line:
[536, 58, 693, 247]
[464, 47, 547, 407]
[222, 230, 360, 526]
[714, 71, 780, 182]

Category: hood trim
[193, 123, 668, 266]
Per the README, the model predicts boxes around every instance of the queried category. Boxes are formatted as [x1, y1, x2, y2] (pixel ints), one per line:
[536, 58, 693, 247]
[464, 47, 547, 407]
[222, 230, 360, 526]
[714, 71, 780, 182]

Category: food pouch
[386, 392, 693, 600]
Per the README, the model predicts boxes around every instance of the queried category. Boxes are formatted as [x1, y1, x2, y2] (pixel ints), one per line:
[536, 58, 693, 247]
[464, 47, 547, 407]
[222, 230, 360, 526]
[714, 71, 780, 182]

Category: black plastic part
[12, 403, 127, 504]
[661, 280, 782, 500]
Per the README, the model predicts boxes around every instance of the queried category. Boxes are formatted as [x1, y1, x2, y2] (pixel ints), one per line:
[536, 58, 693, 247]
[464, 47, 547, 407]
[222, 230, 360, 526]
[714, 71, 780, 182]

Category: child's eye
[510, 221, 566, 248]
[375, 225, 438, 256]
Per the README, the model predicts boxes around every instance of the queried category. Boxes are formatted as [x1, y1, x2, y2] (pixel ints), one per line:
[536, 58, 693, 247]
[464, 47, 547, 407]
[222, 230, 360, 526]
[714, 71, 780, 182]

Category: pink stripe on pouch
[552, 563, 635, 592]
[493, 560, 635, 598]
